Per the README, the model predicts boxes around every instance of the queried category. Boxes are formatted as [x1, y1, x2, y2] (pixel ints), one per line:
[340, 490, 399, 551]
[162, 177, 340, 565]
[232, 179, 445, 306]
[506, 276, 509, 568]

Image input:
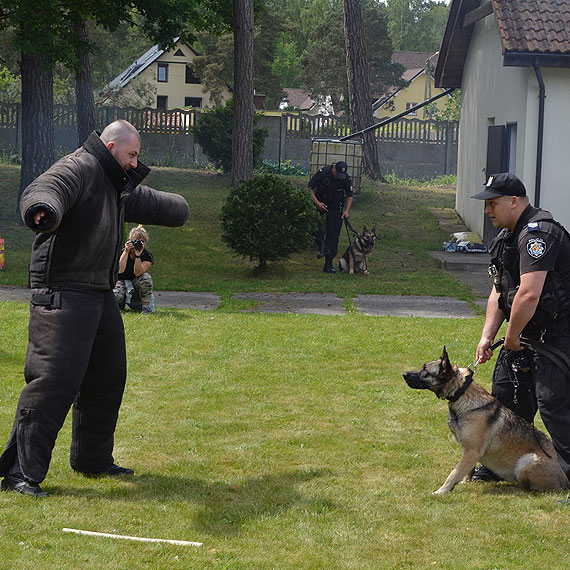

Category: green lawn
[3, 165, 562, 569]
[0, 164, 471, 301]
[0, 304, 568, 569]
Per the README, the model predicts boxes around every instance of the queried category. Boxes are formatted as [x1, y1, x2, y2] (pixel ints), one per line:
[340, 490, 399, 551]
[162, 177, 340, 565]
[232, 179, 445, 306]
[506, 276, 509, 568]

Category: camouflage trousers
[113, 273, 154, 309]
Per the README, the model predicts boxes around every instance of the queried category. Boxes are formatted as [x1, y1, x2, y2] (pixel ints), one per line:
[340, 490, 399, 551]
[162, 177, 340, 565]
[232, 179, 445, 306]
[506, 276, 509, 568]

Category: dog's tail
[339, 257, 348, 272]
[515, 453, 569, 491]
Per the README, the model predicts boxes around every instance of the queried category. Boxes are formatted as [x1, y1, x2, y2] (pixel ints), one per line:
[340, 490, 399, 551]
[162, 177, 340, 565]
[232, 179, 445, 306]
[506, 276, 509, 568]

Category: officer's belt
[31, 291, 61, 309]
[520, 336, 570, 378]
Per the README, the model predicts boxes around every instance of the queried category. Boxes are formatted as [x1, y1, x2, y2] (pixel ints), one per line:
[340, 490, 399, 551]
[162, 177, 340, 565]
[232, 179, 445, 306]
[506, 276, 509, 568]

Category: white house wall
[457, 13, 531, 237]
[531, 68, 570, 227]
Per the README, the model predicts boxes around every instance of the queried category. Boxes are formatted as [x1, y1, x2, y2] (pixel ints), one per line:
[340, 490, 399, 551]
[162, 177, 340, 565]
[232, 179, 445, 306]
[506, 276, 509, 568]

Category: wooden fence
[0, 103, 458, 143]
[0, 103, 458, 177]
[1, 103, 199, 135]
[285, 112, 458, 143]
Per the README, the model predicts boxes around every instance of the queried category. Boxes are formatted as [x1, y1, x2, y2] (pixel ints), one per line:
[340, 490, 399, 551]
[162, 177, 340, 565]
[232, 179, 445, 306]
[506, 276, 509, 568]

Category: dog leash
[471, 336, 570, 377]
[343, 219, 370, 273]
[343, 218, 359, 250]
[343, 218, 360, 237]
[469, 338, 505, 370]
[520, 337, 570, 378]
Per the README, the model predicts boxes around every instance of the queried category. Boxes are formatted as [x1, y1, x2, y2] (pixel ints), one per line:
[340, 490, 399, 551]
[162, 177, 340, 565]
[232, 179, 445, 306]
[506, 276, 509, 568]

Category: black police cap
[334, 161, 348, 179]
[471, 173, 527, 200]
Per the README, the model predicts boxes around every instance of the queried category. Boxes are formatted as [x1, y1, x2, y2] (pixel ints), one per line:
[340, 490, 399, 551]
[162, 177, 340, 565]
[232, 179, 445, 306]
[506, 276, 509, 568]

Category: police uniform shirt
[308, 166, 353, 207]
[516, 208, 570, 276]
[511, 206, 570, 338]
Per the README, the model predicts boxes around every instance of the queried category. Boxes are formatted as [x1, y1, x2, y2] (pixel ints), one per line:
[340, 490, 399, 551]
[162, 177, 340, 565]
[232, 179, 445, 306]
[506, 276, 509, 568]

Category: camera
[132, 239, 143, 251]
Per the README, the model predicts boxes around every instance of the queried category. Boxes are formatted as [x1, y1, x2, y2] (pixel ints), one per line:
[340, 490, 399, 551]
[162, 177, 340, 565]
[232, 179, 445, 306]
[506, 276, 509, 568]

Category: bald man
[0, 121, 190, 497]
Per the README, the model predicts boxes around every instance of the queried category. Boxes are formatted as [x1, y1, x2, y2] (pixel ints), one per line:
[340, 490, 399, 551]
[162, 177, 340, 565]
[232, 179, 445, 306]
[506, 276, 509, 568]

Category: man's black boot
[75, 463, 134, 478]
[323, 257, 336, 273]
[470, 464, 502, 482]
[316, 241, 327, 259]
[1, 475, 48, 498]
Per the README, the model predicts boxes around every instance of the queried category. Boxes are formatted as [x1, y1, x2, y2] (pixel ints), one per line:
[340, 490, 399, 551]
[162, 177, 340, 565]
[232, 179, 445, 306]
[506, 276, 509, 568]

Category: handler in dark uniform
[472, 173, 570, 483]
[0, 120, 189, 497]
[308, 161, 354, 273]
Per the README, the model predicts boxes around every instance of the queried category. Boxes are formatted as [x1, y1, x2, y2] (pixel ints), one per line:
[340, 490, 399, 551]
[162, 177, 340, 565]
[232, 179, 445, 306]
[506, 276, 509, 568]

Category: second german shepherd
[403, 347, 568, 495]
[338, 225, 376, 275]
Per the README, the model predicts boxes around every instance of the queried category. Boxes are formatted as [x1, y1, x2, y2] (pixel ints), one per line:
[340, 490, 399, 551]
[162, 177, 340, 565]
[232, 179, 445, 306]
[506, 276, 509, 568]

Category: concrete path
[353, 294, 475, 318]
[1, 208, 492, 318]
[0, 285, 482, 318]
[233, 292, 344, 315]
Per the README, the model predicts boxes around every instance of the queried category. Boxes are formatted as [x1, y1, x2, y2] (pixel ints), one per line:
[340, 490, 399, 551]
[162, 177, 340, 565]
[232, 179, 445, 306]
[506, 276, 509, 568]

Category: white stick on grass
[62, 528, 202, 547]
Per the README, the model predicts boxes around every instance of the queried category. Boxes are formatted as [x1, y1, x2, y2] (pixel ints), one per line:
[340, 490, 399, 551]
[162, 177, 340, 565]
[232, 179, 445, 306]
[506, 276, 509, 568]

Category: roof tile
[494, 0, 570, 54]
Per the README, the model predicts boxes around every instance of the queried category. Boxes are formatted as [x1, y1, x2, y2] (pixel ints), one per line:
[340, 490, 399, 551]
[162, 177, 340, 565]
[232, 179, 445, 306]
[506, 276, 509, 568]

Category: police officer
[308, 161, 354, 273]
[472, 173, 570, 483]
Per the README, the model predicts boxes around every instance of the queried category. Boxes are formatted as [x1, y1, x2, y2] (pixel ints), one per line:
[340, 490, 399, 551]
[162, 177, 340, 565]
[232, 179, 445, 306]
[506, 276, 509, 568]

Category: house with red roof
[436, 0, 570, 242]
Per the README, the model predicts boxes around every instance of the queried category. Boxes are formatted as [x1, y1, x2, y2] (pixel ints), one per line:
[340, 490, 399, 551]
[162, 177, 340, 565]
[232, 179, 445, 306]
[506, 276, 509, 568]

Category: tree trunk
[74, 19, 96, 146]
[343, 0, 380, 179]
[231, 0, 254, 187]
[18, 52, 54, 205]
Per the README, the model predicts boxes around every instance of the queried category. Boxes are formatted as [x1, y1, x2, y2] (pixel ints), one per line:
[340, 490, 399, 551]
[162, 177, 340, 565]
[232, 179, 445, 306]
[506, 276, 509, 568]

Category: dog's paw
[363, 270, 369, 275]
[432, 487, 449, 496]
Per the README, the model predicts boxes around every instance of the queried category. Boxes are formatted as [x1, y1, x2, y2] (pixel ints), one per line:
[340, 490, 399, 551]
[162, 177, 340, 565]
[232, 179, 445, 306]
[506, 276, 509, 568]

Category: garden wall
[0, 103, 457, 179]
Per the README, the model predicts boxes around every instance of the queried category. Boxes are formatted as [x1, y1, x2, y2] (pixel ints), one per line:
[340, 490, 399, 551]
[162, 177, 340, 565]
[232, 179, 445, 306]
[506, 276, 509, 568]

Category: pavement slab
[353, 294, 477, 318]
[0, 287, 480, 318]
[0, 286, 220, 311]
[154, 290, 220, 310]
[232, 292, 345, 315]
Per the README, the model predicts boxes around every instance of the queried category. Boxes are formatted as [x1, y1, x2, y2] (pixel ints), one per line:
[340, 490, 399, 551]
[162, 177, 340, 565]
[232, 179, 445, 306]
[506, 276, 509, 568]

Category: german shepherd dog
[339, 225, 376, 275]
[403, 347, 568, 495]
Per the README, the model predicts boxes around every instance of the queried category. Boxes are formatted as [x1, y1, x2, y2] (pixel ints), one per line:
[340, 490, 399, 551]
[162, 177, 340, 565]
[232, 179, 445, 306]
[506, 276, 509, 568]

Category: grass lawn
[1, 304, 568, 569]
[3, 164, 563, 569]
[0, 164, 472, 301]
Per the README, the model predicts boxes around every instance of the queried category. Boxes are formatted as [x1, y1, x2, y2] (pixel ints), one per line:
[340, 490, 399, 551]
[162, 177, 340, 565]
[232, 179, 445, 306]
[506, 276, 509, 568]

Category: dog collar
[444, 371, 474, 402]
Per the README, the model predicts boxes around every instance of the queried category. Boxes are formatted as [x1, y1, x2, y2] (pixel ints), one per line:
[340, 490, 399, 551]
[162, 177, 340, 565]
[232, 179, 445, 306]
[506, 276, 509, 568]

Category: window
[157, 63, 168, 83]
[174, 49, 185, 56]
[185, 65, 200, 84]
[157, 96, 168, 110]
[406, 102, 417, 116]
[184, 97, 202, 108]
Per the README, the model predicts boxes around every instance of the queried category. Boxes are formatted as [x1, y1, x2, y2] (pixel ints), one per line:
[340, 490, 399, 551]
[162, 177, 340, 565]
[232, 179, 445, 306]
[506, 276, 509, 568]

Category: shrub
[255, 159, 308, 176]
[192, 101, 268, 173]
[221, 174, 317, 270]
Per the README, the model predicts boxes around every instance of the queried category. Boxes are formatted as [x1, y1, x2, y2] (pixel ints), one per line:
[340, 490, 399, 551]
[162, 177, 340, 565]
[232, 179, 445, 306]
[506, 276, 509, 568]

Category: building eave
[435, 0, 481, 88]
[503, 52, 570, 68]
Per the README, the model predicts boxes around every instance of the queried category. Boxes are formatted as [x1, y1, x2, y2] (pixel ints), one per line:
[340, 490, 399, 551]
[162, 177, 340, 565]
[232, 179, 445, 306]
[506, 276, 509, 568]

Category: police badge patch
[527, 237, 547, 259]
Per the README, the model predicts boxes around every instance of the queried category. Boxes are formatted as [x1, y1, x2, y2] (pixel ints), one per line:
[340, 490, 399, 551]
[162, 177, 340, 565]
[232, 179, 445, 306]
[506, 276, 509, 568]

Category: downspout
[533, 62, 545, 208]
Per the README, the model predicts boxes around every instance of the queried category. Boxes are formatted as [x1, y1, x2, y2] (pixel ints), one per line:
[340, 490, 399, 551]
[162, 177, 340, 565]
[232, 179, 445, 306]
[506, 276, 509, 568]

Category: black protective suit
[0, 132, 189, 483]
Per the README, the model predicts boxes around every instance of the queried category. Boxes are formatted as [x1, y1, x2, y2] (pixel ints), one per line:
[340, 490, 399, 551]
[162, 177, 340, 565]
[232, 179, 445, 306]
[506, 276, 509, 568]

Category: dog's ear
[440, 346, 453, 378]
[371, 226, 376, 236]
[362, 225, 367, 233]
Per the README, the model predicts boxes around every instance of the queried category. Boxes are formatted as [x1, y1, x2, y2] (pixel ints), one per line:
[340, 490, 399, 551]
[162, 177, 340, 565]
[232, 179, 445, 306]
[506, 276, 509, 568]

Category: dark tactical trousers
[492, 346, 570, 477]
[315, 205, 343, 259]
[0, 289, 126, 483]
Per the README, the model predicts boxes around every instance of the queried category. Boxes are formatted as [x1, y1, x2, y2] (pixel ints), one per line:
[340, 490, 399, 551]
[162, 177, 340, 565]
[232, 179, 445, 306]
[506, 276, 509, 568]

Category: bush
[191, 101, 268, 173]
[255, 159, 308, 176]
[221, 174, 317, 270]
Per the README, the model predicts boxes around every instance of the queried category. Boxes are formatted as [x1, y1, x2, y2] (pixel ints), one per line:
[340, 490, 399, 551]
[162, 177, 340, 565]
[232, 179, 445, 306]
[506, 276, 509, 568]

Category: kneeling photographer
[113, 225, 154, 313]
